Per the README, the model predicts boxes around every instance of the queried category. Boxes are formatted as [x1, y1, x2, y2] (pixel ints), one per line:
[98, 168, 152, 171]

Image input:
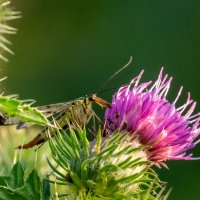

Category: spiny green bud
[47, 128, 167, 199]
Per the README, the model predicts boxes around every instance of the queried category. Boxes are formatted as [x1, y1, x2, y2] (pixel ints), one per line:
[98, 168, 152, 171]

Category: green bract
[47, 128, 168, 200]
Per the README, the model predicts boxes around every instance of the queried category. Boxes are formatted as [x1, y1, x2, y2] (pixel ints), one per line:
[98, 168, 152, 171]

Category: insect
[0, 94, 110, 149]
[0, 57, 132, 149]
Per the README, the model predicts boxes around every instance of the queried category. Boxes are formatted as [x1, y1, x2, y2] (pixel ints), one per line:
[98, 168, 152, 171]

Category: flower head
[105, 68, 200, 166]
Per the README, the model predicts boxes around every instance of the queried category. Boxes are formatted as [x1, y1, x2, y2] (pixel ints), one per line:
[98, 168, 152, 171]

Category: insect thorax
[56, 97, 93, 129]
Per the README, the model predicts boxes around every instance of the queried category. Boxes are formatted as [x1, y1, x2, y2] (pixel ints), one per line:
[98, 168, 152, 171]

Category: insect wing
[0, 101, 74, 129]
[16, 101, 74, 129]
[0, 113, 21, 126]
[37, 101, 74, 117]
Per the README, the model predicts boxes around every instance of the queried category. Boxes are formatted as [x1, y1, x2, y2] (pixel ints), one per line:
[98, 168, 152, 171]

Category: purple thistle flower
[105, 68, 200, 167]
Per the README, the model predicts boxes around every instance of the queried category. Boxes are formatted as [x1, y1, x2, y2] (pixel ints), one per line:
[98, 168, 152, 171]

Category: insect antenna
[95, 87, 120, 96]
[97, 56, 133, 93]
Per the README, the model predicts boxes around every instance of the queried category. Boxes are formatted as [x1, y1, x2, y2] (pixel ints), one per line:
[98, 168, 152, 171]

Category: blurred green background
[1, 0, 200, 199]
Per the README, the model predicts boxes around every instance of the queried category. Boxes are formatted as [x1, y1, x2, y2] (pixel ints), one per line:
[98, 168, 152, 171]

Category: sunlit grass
[0, 126, 51, 176]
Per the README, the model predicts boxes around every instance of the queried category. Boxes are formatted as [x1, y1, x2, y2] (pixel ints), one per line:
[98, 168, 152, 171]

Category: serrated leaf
[17, 105, 49, 126]
[9, 162, 24, 188]
[0, 177, 7, 187]
[0, 161, 50, 200]
[15, 169, 51, 200]
[0, 96, 20, 116]
[0, 186, 17, 200]
[0, 95, 49, 126]
[0, 162, 24, 190]
[23, 169, 41, 199]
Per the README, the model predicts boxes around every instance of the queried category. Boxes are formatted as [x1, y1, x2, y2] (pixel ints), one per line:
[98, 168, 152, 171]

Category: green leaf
[17, 105, 49, 126]
[16, 169, 51, 200]
[0, 186, 18, 200]
[0, 161, 50, 200]
[42, 179, 50, 200]
[0, 95, 49, 126]
[0, 162, 24, 190]
[0, 96, 20, 116]
[23, 169, 41, 199]
[0, 177, 8, 187]
[9, 162, 24, 188]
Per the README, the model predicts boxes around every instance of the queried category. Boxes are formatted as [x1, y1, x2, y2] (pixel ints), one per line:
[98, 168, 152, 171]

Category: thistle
[105, 68, 200, 167]
[47, 128, 167, 200]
